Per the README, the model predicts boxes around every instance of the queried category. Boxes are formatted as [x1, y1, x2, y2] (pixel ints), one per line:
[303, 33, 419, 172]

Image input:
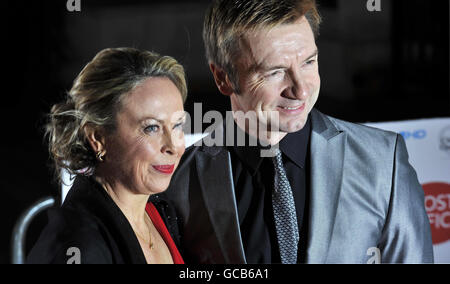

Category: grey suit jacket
[160, 109, 434, 264]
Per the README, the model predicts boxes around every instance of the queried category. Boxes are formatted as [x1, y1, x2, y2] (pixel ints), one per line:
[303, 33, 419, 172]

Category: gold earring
[96, 151, 105, 162]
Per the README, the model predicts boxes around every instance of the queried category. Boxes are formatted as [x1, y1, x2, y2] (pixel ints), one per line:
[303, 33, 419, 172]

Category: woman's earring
[96, 150, 105, 162]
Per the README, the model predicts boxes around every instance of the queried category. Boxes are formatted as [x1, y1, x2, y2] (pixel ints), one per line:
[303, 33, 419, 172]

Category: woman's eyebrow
[140, 114, 186, 124]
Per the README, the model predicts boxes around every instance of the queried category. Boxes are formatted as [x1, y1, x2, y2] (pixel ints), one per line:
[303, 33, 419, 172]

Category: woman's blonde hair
[46, 47, 187, 184]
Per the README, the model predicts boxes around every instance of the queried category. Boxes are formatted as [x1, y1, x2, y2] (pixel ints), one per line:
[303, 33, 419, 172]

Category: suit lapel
[195, 124, 246, 264]
[306, 110, 347, 263]
[192, 110, 346, 264]
[67, 176, 147, 263]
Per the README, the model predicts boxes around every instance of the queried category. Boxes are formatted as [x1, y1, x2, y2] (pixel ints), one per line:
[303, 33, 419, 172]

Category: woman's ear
[83, 124, 106, 154]
[209, 63, 235, 96]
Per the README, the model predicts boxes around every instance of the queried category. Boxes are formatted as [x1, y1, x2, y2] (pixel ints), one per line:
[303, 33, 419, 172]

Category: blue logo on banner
[400, 130, 427, 140]
[440, 126, 450, 154]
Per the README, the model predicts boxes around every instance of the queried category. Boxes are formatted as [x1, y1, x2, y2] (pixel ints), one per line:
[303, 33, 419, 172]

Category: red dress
[145, 202, 184, 264]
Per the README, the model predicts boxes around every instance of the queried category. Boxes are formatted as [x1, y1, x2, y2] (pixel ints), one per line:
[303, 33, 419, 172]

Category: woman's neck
[94, 175, 149, 227]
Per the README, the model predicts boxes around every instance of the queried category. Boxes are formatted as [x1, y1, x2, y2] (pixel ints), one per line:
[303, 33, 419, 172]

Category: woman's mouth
[152, 164, 175, 175]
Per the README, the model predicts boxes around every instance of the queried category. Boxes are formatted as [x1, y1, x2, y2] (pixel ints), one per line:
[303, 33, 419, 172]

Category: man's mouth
[277, 104, 305, 113]
[280, 106, 302, 110]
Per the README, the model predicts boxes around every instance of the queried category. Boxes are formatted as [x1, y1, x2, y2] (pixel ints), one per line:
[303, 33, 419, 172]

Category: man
[158, 0, 433, 263]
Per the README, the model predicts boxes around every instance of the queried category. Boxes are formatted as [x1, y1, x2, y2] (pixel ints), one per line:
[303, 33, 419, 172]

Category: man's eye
[267, 69, 284, 77]
[305, 59, 316, 66]
[144, 125, 159, 133]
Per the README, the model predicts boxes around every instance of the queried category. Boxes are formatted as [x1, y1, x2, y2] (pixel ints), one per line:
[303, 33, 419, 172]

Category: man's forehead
[241, 17, 313, 41]
[238, 26, 316, 70]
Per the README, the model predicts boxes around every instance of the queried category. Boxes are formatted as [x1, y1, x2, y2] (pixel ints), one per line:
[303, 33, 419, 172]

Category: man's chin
[279, 119, 307, 133]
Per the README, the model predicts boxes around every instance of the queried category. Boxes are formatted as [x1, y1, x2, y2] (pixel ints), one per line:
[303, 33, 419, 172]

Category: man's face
[229, 16, 320, 133]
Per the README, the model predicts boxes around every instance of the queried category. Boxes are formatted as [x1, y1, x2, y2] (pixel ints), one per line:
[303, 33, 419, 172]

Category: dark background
[3, 0, 449, 264]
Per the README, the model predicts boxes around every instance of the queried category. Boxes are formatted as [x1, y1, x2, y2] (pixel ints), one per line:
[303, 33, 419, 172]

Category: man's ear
[83, 124, 106, 154]
[209, 63, 235, 96]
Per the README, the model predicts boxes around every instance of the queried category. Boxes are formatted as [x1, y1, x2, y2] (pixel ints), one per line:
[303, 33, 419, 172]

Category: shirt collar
[279, 117, 311, 169]
[230, 121, 265, 176]
[230, 116, 311, 175]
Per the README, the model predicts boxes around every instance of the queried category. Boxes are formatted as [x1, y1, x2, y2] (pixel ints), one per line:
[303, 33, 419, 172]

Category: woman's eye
[173, 122, 184, 129]
[144, 125, 159, 133]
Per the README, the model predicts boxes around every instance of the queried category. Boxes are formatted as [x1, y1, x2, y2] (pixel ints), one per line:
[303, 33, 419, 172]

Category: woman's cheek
[172, 130, 185, 150]
[139, 139, 160, 161]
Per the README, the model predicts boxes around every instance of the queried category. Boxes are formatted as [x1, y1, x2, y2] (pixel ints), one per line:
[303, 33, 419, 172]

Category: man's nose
[281, 70, 309, 100]
[290, 71, 309, 100]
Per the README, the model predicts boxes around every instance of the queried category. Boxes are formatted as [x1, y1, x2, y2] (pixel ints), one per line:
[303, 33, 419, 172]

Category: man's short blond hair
[203, 0, 321, 92]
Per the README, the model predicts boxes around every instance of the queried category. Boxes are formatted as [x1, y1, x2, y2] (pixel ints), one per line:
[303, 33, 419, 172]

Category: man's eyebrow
[253, 49, 319, 72]
[304, 49, 319, 62]
[253, 63, 287, 72]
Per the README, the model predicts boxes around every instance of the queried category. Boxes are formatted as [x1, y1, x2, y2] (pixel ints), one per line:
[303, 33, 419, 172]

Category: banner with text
[366, 117, 450, 263]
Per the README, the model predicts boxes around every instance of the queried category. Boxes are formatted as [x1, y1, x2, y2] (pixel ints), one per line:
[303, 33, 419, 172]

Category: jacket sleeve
[48, 230, 113, 264]
[378, 134, 434, 263]
[27, 209, 113, 264]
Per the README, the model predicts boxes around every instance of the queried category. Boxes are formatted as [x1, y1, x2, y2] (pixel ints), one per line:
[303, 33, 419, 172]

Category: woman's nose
[161, 132, 176, 155]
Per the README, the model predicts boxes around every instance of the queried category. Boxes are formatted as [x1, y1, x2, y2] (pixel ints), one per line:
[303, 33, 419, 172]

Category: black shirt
[227, 118, 311, 264]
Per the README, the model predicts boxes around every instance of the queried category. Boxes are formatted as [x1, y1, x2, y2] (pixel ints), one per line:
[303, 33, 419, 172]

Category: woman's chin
[145, 182, 171, 196]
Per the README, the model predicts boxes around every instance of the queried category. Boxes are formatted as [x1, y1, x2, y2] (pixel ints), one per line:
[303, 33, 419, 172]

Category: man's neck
[232, 115, 287, 146]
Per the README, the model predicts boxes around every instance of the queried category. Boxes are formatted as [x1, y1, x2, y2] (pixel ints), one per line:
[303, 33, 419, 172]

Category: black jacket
[27, 175, 181, 264]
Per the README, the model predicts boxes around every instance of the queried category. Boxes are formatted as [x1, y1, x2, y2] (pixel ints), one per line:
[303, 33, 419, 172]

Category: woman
[27, 47, 187, 264]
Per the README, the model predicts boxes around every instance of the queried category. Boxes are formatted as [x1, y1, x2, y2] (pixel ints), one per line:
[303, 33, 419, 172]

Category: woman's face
[101, 77, 186, 195]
